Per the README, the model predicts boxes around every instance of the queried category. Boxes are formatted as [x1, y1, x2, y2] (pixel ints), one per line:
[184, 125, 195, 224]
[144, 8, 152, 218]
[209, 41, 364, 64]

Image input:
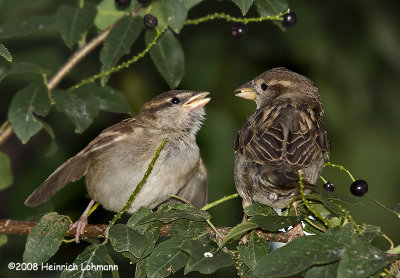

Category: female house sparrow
[233, 67, 330, 212]
[25, 90, 210, 242]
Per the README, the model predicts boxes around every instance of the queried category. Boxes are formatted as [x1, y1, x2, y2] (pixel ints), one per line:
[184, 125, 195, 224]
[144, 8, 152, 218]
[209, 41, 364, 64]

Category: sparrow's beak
[234, 83, 256, 100]
[183, 92, 211, 109]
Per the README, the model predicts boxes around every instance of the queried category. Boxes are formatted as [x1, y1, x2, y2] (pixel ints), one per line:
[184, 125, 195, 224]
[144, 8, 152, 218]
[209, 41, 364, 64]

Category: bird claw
[69, 216, 88, 243]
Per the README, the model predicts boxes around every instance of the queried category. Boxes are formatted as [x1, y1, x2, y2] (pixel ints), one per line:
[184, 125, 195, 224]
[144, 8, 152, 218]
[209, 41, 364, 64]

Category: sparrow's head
[234, 67, 322, 109]
[139, 90, 211, 138]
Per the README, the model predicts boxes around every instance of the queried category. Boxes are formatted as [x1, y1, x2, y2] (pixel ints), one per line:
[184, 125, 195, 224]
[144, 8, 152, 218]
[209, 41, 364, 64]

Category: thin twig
[0, 121, 13, 146]
[201, 193, 238, 211]
[47, 27, 112, 91]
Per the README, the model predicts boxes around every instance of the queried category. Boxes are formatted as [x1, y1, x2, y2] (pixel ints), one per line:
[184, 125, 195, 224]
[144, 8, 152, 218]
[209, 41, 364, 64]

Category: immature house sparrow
[233, 67, 330, 213]
[25, 90, 210, 242]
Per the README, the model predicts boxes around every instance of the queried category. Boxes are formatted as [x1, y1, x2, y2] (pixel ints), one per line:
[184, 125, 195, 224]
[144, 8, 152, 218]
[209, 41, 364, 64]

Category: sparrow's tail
[24, 154, 89, 207]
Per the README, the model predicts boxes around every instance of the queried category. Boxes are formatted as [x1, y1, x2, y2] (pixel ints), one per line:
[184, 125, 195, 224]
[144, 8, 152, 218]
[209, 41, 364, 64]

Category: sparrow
[233, 67, 330, 213]
[25, 90, 210, 242]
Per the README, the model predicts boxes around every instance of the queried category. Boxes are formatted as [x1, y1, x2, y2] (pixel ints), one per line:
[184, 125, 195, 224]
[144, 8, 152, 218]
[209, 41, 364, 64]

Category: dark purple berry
[282, 11, 297, 27]
[323, 181, 335, 192]
[115, 0, 131, 7]
[350, 180, 368, 197]
[231, 22, 248, 39]
[144, 14, 158, 29]
[137, 0, 151, 6]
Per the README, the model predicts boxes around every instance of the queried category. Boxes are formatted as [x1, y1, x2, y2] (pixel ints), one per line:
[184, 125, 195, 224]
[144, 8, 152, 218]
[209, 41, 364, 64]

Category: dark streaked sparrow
[233, 67, 330, 213]
[25, 90, 210, 242]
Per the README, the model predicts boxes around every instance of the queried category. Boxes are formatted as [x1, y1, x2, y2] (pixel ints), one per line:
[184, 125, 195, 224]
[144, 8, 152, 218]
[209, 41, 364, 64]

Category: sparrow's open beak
[234, 83, 257, 100]
[183, 92, 211, 109]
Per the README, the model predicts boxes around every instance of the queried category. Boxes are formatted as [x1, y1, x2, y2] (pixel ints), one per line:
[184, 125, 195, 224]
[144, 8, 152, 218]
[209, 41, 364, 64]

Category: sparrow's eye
[170, 97, 180, 104]
[261, 83, 268, 91]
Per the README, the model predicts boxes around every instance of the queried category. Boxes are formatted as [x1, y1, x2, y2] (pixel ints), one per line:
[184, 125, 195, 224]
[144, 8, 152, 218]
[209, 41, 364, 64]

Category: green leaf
[305, 262, 339, 278]
[0, 44, 12, 62]
[181, 240, 233, 274]
[220, 221, 259, 247]
[0, 234, 8, 248]
[361, 224, 382, 241]
[53, 89, 99, 133]
[145, 29, 184, 89]
[232, 0, 255, 16]
[147, 238, 189, 278]
[53, 84, 131, 133]
[95, 0, 138, 30]
[0, 15, 55, 39]
[237, 231, 269, 271]
[61, 244, 108, 278]
[109, 224, 154, 258]
[135, 257, 148, 278]
[244, 202, 277, 216]
[170, 219, 209, 241]
[0, 152, 13, 190]
[183, 0, 203, 9]
[8, 82, 51, 144]
[0, 62, 49, 83]
[23, 212, 69, 264]
[100, 16, 143, 86]
[127, 207, 153, 228]
[144, 0, 187, 33]
[253, 224, 357, 277]
[255, 0, 288, 16]
[249, 215, 302, 231]
[56, 3, 97, 48]
[337, 241, 398, 278]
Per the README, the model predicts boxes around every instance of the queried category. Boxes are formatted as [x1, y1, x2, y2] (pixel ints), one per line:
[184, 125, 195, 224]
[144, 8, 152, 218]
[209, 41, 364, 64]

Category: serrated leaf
[8, 82, 51, 143]
[56, 3, 97, 48]
[0, 62, 49, 82]
[147, 238, 189, 278]
[145, 29, 184, 89]
[139, 204, 210, 224]
[181, 240, 233, 274]
[23, 212, 69, 264]
[237, 231, 269, 271]
[95, 0, 138, 30]
[244, 202, 277, 216]
[53, 84, 131, 133]
[220, 221, 259, 247]
[249, 215, 302, 231]
[53, 89, 99, 133]
[127, 207, 153, 228]
[170, 219, 209, 241]
[109, 224, 154, 258]
[232, 0, 255, 16]
[61, 244, 108, 278]
[253, 224, 357, 277]
[100, 16, 143, 86]
[255, 0, 288, 17]
[305, 262, 339, 278]
[144, 0, 187, 33]
[0, 15, 55, 39]
[0, 44, 12, 62]
[337, 241, 398, 278]
[0, 152, 13, 190]
[183, 0, 203, 9]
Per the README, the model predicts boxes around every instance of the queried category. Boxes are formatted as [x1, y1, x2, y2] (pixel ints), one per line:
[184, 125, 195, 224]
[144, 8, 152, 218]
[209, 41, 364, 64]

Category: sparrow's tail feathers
[24, 154, 89, 207]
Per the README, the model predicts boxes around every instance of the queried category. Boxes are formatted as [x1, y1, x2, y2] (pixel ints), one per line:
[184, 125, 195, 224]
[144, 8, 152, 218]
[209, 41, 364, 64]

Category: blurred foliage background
[1, 0, 400, 276]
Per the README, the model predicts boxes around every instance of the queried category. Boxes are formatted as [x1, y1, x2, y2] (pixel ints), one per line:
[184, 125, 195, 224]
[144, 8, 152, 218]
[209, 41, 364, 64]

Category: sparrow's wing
[25, 118, 136, 207]
[234, 101, 330, 172]
[164, 158, 208, 208]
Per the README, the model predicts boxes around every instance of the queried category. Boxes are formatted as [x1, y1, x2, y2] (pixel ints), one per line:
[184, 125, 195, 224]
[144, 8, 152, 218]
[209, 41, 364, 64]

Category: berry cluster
[144, 14, 158, 29]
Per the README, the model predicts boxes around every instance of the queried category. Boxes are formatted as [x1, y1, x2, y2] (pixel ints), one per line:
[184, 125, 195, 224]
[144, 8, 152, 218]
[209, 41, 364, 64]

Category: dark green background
[1, 0, 399, 277]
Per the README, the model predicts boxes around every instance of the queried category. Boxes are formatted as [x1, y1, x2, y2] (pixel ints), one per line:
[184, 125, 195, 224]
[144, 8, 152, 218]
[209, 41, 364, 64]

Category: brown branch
[0, 122, 13, 146]
[47, 26, 112, 92]
[0, 219, 298, 243]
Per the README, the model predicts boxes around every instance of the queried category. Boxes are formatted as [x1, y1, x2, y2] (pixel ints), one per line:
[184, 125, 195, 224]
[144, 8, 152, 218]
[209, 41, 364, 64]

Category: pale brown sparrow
[233, 67, 330, 213]
[25, 90, 210, 241]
